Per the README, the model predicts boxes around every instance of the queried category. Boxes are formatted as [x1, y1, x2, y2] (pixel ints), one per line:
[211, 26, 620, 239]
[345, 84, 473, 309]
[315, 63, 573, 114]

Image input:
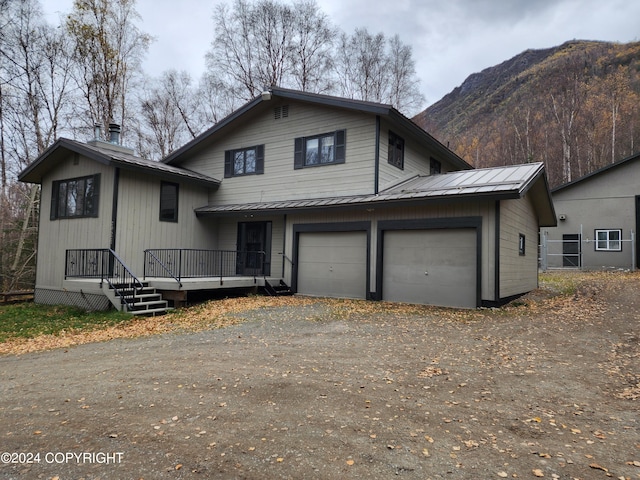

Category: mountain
[413, 40, 640, 187]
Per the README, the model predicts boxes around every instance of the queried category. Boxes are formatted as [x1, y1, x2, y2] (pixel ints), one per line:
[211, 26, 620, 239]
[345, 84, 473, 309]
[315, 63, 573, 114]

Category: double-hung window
[159, 181, 179, 222]
[388, 131, 404, 169]
[294, 130, 346, 168]
[224, 145, 265, 177]
[50, 174, 100, 219]
[595, 229, 622, 251]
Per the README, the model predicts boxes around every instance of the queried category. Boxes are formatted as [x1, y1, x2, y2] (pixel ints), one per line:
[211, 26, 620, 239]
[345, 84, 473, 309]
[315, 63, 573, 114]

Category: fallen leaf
[422, 448, 430, 457]
[346, 459, 354, 465]
[589, 463, 608, 472]
[533, 469, 544, 477]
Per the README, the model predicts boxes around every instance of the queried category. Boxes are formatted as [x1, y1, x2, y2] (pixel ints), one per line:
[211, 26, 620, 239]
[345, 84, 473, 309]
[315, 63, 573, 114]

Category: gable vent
[274, 105, 289, 119]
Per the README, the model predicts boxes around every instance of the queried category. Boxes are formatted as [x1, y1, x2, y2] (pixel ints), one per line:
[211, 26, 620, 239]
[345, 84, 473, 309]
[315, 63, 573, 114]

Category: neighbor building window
[159, 181, 179, 222]
[595, 229, 621, 251]
[294, 130, 346, 168]
[50, 174, 100, 220]
[388, 131, 404, 169]
[224, 145, 265, 177]
[519, 233, 526, 256]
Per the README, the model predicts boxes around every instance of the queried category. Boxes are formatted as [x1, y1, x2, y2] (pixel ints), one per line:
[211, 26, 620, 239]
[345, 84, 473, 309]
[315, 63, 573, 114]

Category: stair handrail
[144, 249, 183, 287]
[103, 249, 145, 311]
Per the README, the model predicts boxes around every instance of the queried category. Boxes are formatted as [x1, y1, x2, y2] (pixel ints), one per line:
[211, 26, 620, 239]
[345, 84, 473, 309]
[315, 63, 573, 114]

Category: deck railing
[65, 248, 144, 309]
[143, 249, 266, 284]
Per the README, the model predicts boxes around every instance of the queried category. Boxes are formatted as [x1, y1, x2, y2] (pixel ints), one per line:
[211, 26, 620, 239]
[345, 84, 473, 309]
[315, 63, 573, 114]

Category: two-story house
[19, 87, 556, 312]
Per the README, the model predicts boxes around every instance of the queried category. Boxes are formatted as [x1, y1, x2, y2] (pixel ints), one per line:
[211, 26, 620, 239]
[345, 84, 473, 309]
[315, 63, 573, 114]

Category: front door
[237, 222, 271, 275]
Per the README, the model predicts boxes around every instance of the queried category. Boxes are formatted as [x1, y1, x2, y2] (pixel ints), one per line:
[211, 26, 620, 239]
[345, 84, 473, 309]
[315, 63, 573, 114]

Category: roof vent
[274, 105, 289, 119]
[108, 123, 121, 145]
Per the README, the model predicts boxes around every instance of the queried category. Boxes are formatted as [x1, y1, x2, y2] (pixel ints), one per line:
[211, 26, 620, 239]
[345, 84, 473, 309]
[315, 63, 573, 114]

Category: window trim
[519, 233, 526, 256]
[388, 130, 404, 170]
[594, 229, 622, 252]
[50, 174, 100, 220]
[224, 145, 265, 178]
[159, 181, 179, 223]
[294, 129, 346, 169]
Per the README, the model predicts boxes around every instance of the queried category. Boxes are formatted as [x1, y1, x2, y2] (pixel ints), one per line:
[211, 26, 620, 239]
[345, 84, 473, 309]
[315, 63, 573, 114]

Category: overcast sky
[44, 0, 640, 108]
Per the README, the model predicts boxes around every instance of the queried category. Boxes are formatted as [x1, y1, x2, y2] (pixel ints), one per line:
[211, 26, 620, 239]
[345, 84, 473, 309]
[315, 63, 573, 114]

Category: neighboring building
[541, 152, 640, 271]
[19, 87, 556, 311]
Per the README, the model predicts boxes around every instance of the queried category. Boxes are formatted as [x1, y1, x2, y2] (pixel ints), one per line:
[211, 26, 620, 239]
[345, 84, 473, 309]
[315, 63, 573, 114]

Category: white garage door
[297, 231, 367, 299]
[382, 229, 477, 308]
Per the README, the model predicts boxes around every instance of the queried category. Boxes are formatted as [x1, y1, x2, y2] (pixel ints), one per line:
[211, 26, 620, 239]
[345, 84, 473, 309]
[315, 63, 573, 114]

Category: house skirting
[34, 287, 112, 311]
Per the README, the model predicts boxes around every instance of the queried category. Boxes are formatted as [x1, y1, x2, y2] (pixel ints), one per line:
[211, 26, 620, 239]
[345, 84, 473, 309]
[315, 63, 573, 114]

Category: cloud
[43, 0, 640, 109]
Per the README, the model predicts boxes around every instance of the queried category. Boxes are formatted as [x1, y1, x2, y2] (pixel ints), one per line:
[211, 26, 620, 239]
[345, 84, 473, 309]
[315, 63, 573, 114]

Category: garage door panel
[382, 229, 476, 308]
[297, 231, 367, 299]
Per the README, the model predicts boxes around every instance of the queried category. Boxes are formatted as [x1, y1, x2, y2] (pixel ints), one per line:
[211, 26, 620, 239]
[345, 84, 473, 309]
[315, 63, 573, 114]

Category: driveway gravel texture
[0, 272, 638, 480]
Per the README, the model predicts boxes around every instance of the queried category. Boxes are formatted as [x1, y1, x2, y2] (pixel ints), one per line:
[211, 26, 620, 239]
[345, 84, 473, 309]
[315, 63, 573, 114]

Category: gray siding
[36, 154, 116, 290]
[115, 172, 213, 274]
[500, 196, 539, 298]
[544, 160, 638, 270]
[35, 153, 214, 292]
[176, 100, 377, 204]
[378, 118, 456, 191]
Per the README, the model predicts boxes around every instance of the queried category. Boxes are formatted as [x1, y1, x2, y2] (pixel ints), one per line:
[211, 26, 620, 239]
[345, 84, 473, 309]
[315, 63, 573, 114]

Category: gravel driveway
[1, 273, 639, 479]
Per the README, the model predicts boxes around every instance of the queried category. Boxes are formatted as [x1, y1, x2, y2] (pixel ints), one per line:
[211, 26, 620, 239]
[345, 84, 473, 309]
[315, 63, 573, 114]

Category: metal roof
[19, 138, 221, 187]
[195, 162, 556, 226]
[384, 162, 545, 198]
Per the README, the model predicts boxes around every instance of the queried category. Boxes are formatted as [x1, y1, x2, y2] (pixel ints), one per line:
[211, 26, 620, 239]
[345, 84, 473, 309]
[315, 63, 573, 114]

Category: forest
[415, 40, 640, 188]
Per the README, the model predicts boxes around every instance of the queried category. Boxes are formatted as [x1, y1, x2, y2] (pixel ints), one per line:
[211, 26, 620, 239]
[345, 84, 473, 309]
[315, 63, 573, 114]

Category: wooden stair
[105, 282, 172, 316]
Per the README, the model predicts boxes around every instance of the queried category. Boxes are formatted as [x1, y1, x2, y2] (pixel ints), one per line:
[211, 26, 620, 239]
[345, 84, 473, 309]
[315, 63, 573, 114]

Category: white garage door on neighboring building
[297, 231, 367, 299]
[382, 229, 477, 308]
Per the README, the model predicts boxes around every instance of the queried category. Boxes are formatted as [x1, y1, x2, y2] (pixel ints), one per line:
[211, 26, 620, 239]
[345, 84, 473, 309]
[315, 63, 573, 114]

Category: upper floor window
[50, 174, 100, 220]
[224, 145, 265, 177]
[294, 130, 346, 169]
[160, 181, 179, 222]
[388, 131, 404, 169]
[430, 157, 441, 175]
[595, 229, 621, 251]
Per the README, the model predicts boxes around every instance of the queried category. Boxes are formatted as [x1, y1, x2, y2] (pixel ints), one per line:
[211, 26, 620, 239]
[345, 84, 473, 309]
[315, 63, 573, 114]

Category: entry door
[562, 234, 581, 267]
[237, 222, 271, 275]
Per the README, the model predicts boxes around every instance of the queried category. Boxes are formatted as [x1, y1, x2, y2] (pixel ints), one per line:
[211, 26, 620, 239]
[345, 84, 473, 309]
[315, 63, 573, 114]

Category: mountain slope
[413, 40, 640, 187]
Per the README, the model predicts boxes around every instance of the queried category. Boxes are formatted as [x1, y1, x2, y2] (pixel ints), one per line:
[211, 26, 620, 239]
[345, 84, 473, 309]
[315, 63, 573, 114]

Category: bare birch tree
[0, 0, 74, 290]
[66, 0, 151, 141]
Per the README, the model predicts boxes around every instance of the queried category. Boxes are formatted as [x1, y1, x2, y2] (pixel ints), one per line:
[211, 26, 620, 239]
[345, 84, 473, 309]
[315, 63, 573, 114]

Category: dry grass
[1, 270, 636, 356]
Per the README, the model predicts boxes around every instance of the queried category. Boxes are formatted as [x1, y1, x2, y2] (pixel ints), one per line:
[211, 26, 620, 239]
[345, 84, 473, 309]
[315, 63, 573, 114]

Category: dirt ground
[0, 272, 638, 480]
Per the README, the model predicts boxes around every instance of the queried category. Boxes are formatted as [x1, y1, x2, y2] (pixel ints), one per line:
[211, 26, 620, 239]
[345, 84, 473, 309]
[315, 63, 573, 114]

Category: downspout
[110, 167, 120, 251]
[494, 201, 500, 302]
[374, 116, 380, 194]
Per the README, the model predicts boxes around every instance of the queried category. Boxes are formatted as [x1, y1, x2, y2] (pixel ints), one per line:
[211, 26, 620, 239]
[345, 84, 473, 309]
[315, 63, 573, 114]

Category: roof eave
[194, 190, 525, 217]
[18, 138, 112, 183]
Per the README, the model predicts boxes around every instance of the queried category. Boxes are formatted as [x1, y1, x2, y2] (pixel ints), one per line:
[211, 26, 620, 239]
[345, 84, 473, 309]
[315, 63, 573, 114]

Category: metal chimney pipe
[94, 123, 102, 141]
[108, 123, 121, 144]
